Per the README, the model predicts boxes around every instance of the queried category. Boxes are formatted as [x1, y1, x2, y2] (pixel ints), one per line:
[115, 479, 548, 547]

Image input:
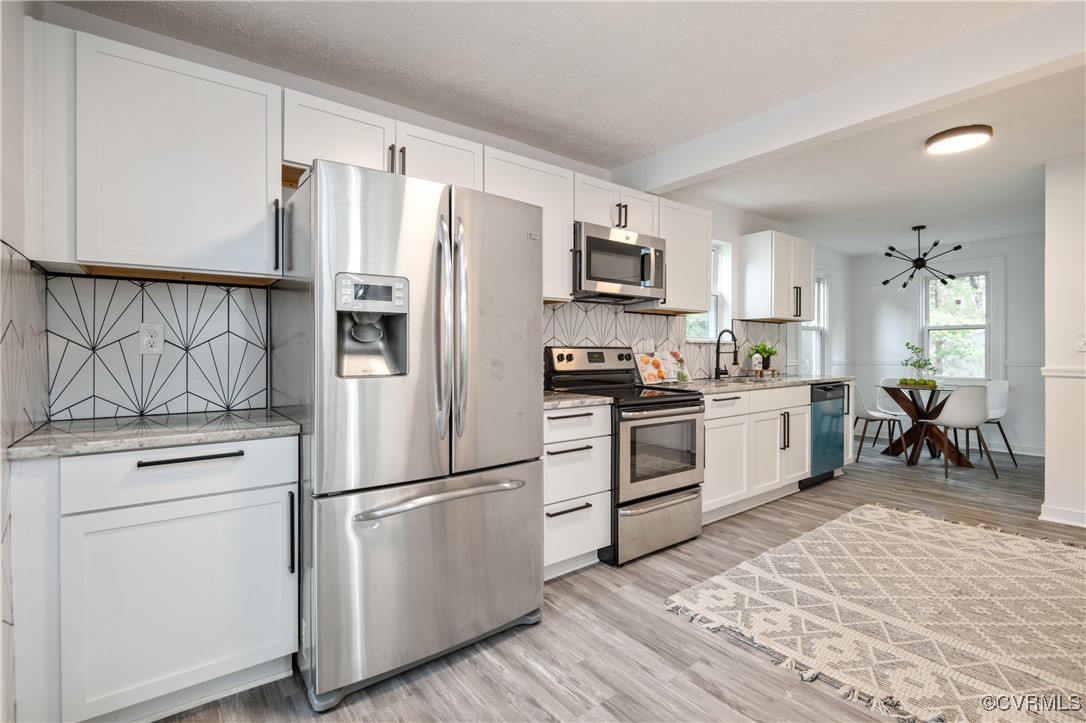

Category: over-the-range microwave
[572, 221, 666, 304]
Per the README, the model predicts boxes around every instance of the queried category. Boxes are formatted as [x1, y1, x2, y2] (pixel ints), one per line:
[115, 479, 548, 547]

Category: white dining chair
[853, 386, 901, 461]
[925, 385, 998, 479]
[876, 375, 910, 426]
[965, 380, 1018, 468]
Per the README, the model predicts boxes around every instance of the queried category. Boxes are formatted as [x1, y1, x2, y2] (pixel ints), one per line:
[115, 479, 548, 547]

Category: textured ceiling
[66, 1, 1038, 169]
[683, 66, 1086, 254]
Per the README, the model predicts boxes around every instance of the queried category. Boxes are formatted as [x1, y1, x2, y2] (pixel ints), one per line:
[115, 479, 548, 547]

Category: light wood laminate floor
[164, 447, 1082, 723]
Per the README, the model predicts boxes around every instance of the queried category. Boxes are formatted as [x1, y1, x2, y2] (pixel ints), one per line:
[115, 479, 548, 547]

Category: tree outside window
[924, 273, 988, 378]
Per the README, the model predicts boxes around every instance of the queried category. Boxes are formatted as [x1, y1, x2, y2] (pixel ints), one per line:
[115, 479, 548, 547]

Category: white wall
[1041, 154, 1085, 528]
[849, 232, 1045, 456]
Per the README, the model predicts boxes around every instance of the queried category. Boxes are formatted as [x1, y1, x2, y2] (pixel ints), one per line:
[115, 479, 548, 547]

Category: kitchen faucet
[714, 329, 739, 379]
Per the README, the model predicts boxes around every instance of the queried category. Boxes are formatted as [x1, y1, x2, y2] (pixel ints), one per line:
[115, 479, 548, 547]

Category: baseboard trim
[544, 551, 601, 581]
[850, 433, 1043, 458]
[702, 484, 799, 525]
[1039, 504, 1086, 528]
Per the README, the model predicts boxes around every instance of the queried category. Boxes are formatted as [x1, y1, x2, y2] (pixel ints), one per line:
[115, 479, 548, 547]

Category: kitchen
[0, 2, 1081, 716]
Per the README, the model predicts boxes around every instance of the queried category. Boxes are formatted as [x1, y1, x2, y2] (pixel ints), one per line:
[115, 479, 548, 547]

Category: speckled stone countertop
[670, 375, 854, 393]
[543, 391, 613, 411]
[7, 409, 300, 461]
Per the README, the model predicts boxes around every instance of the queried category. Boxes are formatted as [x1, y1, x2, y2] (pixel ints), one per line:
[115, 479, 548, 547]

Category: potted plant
[900, 342, 938, 386]
[748, 342, 778, 370]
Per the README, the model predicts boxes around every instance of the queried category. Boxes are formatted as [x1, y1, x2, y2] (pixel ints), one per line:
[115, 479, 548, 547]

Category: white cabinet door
[782, 404, 811, 486]
[748, 410, 783, 494]
[703, 415, 749, 511]
[658, 198, 711, 313]
[791, 238, 815, 322]
[770, 233, 795, 319]
[484, 148, 574, 301]
[543, 490, 611, 568]
[620, 188, 659, 235]
[74, 33, 281, 276]
[574, 173, 620, 227]
[283, 89, 394, 171]
[396, 122, 483, 189]
[60, 484, 297, 721]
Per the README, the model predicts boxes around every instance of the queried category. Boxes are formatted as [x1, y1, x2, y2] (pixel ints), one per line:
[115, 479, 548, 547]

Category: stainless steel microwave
[573, 221, 666, 303]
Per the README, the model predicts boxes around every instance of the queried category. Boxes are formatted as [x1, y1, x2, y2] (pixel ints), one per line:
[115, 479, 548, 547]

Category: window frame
[799, 273, 827, 376]
[684, 240, 731, 342]
[921, 271, 990, 380]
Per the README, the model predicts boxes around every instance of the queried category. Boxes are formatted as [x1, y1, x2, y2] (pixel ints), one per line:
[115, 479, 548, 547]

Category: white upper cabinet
[658, 198, 711, 313]
[74, 33, 282, 277]
[573, 173, 659, 235]
[484, 148, 574, 301]
[283, 89, 394, 171]
[738, 230, 815, 321]
[395, 122, 483, 189]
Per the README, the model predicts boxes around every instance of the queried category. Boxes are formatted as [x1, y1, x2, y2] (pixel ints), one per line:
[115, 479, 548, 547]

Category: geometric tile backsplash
[542, 301, 788, 380]
[47, 276, 267, 419]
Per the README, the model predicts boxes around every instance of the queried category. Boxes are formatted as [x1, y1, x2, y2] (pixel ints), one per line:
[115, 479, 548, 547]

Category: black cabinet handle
[548, 412, 593, 421]
[388, 143, 396, 173]
[273, 198, 280, 271]
[780, 413, 787, 451]
[615, 202, 623, 228]
[794, 286, 801, 317]
[399, 146, 407, 176]
[545, 444, 593, 457]
[712, 396, 742, 402]
[288, 491, 295, 573]
[785, 411, 791, 449]
[845, 384, 851, 415]
[621, 203, 628, 228]
[545, 502, 592, 518]
[136, 450, 245, 468]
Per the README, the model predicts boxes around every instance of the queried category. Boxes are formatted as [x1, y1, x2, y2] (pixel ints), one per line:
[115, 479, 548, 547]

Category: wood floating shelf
[281, 164, 307, 189]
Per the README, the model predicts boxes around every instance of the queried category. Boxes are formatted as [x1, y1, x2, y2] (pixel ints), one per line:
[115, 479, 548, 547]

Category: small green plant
[901, 342, 937, 377]
[748, 342, 778, 359]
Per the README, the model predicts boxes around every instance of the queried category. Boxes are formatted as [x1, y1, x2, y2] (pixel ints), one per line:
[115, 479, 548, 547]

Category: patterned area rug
[667, 505, 1086, 722]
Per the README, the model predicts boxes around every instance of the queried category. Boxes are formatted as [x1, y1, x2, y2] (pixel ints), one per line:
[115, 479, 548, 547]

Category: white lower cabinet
[542, 405, 612, 578]
[781, 404, 811, 486]
[52, 437, 299, 722]
[748, 409, 785, 495]
[703, 415, 750, 510]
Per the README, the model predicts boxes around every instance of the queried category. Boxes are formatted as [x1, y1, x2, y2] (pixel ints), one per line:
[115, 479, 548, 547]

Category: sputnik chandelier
[879, 225, 963, 291]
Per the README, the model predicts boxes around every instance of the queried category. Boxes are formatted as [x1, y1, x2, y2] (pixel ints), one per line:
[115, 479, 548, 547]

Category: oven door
[576, 222, 665, 301]
[617, 404, 704, 504]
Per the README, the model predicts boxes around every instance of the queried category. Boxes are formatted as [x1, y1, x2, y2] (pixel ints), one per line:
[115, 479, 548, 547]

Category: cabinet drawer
[543, 491, 610, 567]
[704, 391, 749, 419]
[749, 385, 810, 413]
[543, 405, 610, 444]
[543, 436, 611, 505]
[60, 437, 298, 515]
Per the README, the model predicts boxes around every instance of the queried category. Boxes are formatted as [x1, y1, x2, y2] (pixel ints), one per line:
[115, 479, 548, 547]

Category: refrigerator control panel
[335, 273, 409, 314]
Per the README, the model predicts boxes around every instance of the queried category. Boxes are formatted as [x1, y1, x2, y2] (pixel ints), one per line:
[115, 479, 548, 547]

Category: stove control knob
[567, 353, 575, 362]
[557, 353, 566, 362]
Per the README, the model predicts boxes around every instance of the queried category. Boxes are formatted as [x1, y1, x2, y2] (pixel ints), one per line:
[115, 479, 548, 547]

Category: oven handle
[620, 404, 704, 421]
[618, 489, 701, 517]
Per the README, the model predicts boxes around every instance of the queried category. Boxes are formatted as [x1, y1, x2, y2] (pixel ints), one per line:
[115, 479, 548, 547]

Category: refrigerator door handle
[436, 214, 453, 439]
[454, 216, 468, 437]
[352, 479, 526, 521]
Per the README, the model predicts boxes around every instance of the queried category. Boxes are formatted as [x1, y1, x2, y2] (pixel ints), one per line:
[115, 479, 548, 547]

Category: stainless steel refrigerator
[271, 160, 544, 712]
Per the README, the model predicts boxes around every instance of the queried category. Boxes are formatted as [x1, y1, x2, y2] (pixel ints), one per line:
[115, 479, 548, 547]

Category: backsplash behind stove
[542, 302, 787, 379]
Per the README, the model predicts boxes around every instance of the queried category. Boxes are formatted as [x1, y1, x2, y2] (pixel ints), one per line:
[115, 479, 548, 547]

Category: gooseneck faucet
[715, 328, 739, 379]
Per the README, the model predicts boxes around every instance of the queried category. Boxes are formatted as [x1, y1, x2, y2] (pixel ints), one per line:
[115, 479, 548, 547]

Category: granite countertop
[543, 391, 614, 411]
[7, 409, 300, 461]
[671, 374, 854, 393]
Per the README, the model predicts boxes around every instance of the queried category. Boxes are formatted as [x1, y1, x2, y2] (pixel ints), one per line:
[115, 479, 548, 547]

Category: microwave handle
[640, 247, 656, 287]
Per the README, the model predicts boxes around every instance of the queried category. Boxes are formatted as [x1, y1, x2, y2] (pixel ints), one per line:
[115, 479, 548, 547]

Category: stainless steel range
[544, 346, 704, 565]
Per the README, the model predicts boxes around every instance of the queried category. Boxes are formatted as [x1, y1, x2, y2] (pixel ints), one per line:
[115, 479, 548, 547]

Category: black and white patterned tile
[541, 301, 787, 380]
[47, 276, 268, 419]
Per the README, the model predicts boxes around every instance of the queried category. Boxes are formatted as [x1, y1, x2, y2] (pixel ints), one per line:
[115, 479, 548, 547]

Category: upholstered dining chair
[925, 385, 998, 479]
[853, 386, 901, 461]
[965, 380, 1018, 468]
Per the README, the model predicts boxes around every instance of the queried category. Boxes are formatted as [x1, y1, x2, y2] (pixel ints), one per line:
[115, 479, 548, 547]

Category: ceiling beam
[610, 3, 1086, 194]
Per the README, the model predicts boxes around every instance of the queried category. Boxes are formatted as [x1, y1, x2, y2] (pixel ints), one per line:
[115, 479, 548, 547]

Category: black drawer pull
[545, 502, 592, 518]
[136, 450, 245, 468]
[712, 396, 742, 402]
[548, 412, 593, 421]
[546, 444, 593, 457]
[288, 491, 295, 574]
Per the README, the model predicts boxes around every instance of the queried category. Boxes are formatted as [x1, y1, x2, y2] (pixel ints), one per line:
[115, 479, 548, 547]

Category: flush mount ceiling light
[925, 124, 994, 155]
[878, 225, 964, 291]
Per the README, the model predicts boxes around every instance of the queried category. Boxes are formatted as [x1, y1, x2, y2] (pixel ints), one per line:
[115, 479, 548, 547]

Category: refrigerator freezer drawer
[310, 460, 543, 698]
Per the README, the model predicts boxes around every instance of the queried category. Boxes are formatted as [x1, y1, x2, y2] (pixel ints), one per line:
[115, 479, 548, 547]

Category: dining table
[876, 382, 974, 468]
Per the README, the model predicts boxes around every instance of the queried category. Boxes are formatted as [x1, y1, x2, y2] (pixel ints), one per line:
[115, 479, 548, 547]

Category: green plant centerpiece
[899, 342, 938, 386]
[748, 342, 778, 370]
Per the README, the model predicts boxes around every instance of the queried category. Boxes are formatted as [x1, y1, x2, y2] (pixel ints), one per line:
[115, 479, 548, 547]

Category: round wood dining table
[877, 383, 973, 468]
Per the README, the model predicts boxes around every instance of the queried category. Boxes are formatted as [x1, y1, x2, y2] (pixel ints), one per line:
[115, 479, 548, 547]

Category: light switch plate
[139, 323, 164, 355]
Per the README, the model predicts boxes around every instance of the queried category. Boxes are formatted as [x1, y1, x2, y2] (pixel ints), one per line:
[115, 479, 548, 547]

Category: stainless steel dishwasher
[803, 383, 848, 488]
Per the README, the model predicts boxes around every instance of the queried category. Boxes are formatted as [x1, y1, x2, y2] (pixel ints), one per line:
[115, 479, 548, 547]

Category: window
[923, 273, 988, 378]
[799, 275, 827, 375]
[685, 241, 732, 341]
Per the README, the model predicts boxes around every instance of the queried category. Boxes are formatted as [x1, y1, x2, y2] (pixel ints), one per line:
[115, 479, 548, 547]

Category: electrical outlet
[139, 323, 164, 355]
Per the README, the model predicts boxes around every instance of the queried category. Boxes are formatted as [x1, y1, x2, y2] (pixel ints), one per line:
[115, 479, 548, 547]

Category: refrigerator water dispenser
[335, 273, 408, 377]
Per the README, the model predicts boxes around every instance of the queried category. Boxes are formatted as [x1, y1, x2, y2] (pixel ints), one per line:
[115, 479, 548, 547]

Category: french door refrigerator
[271, 160, 543, 712]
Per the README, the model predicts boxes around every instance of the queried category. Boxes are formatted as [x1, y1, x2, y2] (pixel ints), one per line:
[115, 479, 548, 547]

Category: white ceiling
[683, 65, 1086, 254]
[67, 1, 1038, 169]
[63, 1, 1082, 255]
